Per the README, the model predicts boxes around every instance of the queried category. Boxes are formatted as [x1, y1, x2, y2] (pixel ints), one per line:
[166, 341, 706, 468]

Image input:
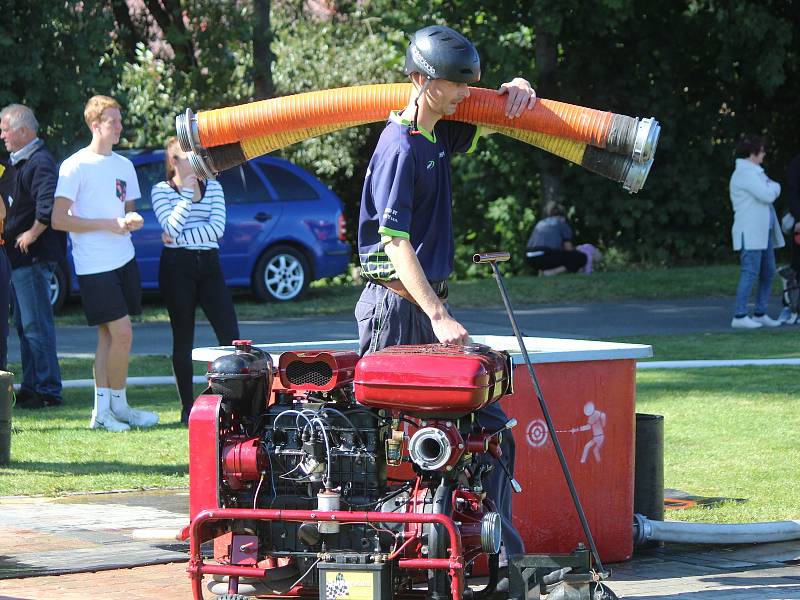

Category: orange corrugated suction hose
[196, 84, 409, 148]
[185, 84, 658, 162]
[198, 125, 651, 193]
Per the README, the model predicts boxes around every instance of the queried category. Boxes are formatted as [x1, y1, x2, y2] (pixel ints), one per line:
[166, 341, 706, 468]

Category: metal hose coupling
[581, 146, 654, 193]
[480, 512, 503, 554]
[632, 513, 653, 546]
[622, 159, 654, 194]
[408, 427, 451, 471]
[606, 115, 661, 164]
[632, 117, 661, 164]
[187, 151, 216, 181]
[175, 108, 201, 154]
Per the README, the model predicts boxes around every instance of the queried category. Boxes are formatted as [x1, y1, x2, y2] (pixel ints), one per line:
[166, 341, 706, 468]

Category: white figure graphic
[570, 402, 607, 463]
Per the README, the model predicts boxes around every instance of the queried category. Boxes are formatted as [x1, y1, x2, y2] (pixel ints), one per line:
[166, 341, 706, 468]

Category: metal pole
[473, 252, 605, 575]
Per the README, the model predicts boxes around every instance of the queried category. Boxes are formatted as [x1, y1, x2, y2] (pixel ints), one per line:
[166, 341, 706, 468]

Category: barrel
[0, 371, 14, 466]
[634, 413, 664, 522]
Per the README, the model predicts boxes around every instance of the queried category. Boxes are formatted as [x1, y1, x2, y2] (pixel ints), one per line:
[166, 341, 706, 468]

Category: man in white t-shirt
[53, 95, 158, 432]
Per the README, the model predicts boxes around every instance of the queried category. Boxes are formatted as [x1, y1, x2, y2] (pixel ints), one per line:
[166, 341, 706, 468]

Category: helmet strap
[411, 77, 431, 135]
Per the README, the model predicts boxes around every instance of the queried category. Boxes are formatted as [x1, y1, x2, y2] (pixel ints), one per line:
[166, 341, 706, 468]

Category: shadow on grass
[636, 365, 800, 396]
[2, 460, 187, 477]
[10, 423, 186, 433]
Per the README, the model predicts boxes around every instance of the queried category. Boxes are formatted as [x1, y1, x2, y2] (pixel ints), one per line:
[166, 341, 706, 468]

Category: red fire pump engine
[183, 338, 613, 600]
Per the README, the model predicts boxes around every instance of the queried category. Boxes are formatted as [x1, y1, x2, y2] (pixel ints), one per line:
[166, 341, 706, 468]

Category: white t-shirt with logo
[55, 148, 140, 275]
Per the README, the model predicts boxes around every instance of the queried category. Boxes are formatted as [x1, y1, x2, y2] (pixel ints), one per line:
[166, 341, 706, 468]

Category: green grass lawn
[52, 263, 773, 325]
[614, 328, 800, 361]
[636, 366, 800, 523]
[3, 332, 799, 525]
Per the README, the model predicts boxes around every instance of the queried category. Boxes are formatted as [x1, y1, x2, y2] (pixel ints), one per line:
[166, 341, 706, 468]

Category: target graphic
[526, 419, 548, 447]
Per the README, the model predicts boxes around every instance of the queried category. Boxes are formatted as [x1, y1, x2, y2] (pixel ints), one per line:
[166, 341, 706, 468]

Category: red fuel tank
[354, 343, 512, 418]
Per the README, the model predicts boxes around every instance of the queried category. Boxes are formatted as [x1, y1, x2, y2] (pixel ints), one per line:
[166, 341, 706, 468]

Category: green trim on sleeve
[466, 125, 482, 154]
[378, 226, 411, 240]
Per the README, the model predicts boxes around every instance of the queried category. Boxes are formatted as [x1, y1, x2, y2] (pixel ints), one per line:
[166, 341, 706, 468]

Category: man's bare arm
[384, 237, 469, 344]
[51, 196, 128, 234]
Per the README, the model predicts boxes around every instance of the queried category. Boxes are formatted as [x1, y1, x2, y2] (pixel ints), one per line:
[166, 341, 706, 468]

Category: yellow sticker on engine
[324, 570, 374, 600]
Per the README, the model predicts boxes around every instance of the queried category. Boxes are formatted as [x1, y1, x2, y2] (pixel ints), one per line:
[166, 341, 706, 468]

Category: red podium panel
[501, 359, 636, 562]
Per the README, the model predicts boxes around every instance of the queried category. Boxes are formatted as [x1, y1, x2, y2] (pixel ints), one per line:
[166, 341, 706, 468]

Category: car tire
[49, 261, 69, 313]
[252, 245, 310, 302]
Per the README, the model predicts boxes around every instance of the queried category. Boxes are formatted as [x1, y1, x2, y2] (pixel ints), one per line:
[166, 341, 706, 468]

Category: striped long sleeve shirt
[151, 179, 226, 249]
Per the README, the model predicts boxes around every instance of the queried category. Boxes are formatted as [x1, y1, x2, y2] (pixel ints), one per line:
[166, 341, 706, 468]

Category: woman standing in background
[153, 137, 239, 424]
[729, 134, 784, 329]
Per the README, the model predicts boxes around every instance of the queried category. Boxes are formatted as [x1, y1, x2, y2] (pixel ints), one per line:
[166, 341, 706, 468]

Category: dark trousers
[159, 247, 239, 415]
[355, 281, 525, 555]
[526, 247, 587, 272]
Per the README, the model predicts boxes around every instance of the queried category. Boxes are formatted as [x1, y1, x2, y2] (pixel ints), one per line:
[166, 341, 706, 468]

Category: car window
[217, 165, 273, 204]
[135, 160, 167, 210]
[255, 163, 320, 201]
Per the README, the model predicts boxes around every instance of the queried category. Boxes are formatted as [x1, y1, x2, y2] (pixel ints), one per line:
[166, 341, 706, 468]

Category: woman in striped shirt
[153, 137, 240, 425]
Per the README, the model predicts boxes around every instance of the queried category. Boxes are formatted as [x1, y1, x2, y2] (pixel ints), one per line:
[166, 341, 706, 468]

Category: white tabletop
[192, 335, 652, 365]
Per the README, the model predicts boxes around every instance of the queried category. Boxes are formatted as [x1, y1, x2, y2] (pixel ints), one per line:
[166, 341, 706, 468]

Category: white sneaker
[778, 307, 794, 323]
[90, 410, 131, 432]
[731, 316, 763, 329]
[752, 314, 782, 328]
[112, 406, 160, 428]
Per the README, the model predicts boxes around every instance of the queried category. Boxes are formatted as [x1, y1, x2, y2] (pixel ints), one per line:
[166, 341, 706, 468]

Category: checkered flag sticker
[325, 572, 349, 600]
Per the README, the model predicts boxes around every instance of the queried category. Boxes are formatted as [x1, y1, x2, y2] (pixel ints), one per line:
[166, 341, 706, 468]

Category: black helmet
[404, 25, 481, 84]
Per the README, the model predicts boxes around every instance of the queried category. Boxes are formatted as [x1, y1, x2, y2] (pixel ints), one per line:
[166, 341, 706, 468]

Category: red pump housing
[354, 343, 512, 418]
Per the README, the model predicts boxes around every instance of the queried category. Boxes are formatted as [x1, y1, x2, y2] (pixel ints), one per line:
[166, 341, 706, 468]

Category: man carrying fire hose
[355, 24, 536, 577]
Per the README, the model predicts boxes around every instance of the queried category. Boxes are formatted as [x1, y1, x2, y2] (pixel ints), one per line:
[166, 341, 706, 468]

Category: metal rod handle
[473, 252, 510, 264]
[481, 252, 606, 575]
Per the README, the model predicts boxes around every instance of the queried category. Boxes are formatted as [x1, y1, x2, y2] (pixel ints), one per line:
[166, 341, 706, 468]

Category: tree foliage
[0, 1, 118, 157]
[2, 1, 799, 270]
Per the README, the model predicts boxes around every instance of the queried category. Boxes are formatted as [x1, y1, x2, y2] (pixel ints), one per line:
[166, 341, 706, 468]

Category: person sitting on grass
[525, 201, 599, 275]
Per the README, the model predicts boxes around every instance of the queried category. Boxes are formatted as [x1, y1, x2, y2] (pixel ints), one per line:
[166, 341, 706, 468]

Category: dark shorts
[77, 258, 142, 326]
[355, 281, 438, 356]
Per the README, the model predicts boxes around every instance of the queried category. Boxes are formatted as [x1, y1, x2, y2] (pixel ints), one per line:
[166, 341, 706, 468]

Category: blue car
[51, 150, 351, 310]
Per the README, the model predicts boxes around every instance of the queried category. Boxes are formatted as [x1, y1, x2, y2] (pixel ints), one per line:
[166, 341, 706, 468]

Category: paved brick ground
[2, 493, 799, 599]
[1, 551, 800, 600]
[0, 562, 209, 600]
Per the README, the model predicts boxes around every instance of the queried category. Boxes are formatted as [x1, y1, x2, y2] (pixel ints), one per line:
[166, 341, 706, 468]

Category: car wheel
[252, 245, 310, 302]
[49, 262, 68, 313]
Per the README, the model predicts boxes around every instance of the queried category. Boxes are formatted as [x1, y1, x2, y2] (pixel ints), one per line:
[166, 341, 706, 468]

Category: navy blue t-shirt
[358, 113, 479, 282]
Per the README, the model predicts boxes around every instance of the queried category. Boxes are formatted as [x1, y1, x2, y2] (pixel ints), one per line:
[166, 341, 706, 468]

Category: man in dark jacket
[0, 160, 12, 371]
[0, 104, 65, 408]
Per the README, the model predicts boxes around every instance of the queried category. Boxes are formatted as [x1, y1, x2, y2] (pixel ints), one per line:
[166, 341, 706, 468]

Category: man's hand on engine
[431, 313, 470, 345]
